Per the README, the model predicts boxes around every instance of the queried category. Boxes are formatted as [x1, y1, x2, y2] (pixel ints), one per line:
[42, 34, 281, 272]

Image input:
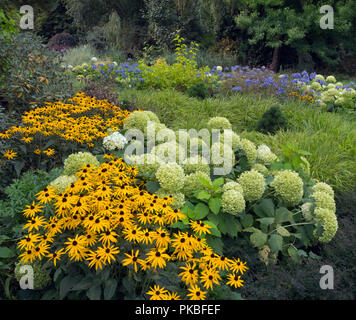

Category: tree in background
[231, 0, 356, 72]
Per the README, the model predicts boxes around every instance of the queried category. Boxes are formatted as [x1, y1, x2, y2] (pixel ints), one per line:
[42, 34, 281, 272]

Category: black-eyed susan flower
[122, 249, 140, 272]
[87, 250, 105, 270]
[200, 267, 221, 290]
[64, 235, 87, 261]
[146, 285, 168, 300]
[47, 248, 65, 267]
[187, 284, 206, 300]
[162, 292, 181, 300]
[97, 244, 120, 264]
[226, 273, 244, 288]
[190, 220, 211, 236]
[179, 262, 199, 286]
[23, 216, 47, 232]
[3, 149, 17, 160]
[145, 248, 170, 269]
[36, 186, 56, 204]
[22, 202, 44, 218]
[17, 233, 41, 250]
[228, 258, 249, 275]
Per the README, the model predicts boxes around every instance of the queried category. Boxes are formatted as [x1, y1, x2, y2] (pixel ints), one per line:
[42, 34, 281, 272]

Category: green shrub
[187, 82, 209, 99]
[256, 105, 288, 134]
[0, 32, 75, 113]
[138, 34, 217, 92]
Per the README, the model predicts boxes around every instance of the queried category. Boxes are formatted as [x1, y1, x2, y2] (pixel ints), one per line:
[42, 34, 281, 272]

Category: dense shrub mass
[0, 33, 75, 112]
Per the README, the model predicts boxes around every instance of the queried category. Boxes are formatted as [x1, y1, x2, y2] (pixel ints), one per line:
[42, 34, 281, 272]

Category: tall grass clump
[61, 45, 98, 66]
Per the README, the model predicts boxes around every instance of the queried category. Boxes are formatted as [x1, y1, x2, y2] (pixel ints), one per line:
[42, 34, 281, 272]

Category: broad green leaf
[259, 198, 275, 217]
[257, 217, 275, 225]
[207, 213, 219, 226]
[208, 197, 221, 215]
[288, 246, 301, 263]
[204, 220, 221, 237]
[275, 207, 293, 223]
[145, 181, 160, 194]
[250, 232, 267, 247]
[199, 176, 213, 189]
[0, 247, 15, 258]
[87, 284, 102, 300]
[196, 190, 211, 201]
[240, 213, 254, 228]
[194, 203, 209, 220]
[206, 236, 224, 255]
[104, 280, 117, 300]
[268, 234, 283, 253]
[276, 226, 291, 237]
[218, 213, 241, 237]
[212, 177, 224, 189]
[59, 275, 83, 299]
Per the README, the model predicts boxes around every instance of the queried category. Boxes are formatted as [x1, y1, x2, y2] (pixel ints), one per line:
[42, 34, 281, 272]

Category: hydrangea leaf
[208, 197, 221, 215]
[194, 202, 209, 220]
[268, 234, 283, 253]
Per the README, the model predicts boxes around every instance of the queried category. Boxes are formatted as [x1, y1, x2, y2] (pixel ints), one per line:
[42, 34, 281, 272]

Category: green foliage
[0, 8, 19, 40]
[138, 33, 217, 91]
[270, 142, 311, 175]
[0, 169, 62, 298]
[256, 105, 288, 134]
[232, 0, 356, 70]
[187, 81, 209, 99]
[0, 33, 75, 113]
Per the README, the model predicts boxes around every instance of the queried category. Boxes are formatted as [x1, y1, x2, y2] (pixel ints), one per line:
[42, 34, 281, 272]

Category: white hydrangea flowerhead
[216, 66, 223, 72]
[312, 191, 336, 213]
[238, 169, 266, 202]
[311, 81, 322, 91]
[312, 182, 334, 198]
[127, 153, 163, 177]
[151, 141, 186, 163]
[220, 129, 241, 150]
[326, 88, 339, 96]
[183, 171, 211, 197]
[207, 116, 232, 131]
[64, 152, 100, 176]
[103, 132, 128, 151]
[239, 139, 257, 165]
[91, 57, 98, 62]
[315, 74, 325, 82]
[211, 142, 235, 175]
[327, 83, 335, 89]
[156, 127, 176, 144]
[256, 144, 277, 164]
[314, 207, 338, 243]
[182, 155, 210, 175]
[251, 163, 269, 176]
[221, 189, 245, 215]
[156, 162, 185, 192]
[222, 181, 244, 195]
[123, 111, 160, 133]
[50, 175, 77, 194]
[270, 170, 304, 207]
[326, 75, 336, 83]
